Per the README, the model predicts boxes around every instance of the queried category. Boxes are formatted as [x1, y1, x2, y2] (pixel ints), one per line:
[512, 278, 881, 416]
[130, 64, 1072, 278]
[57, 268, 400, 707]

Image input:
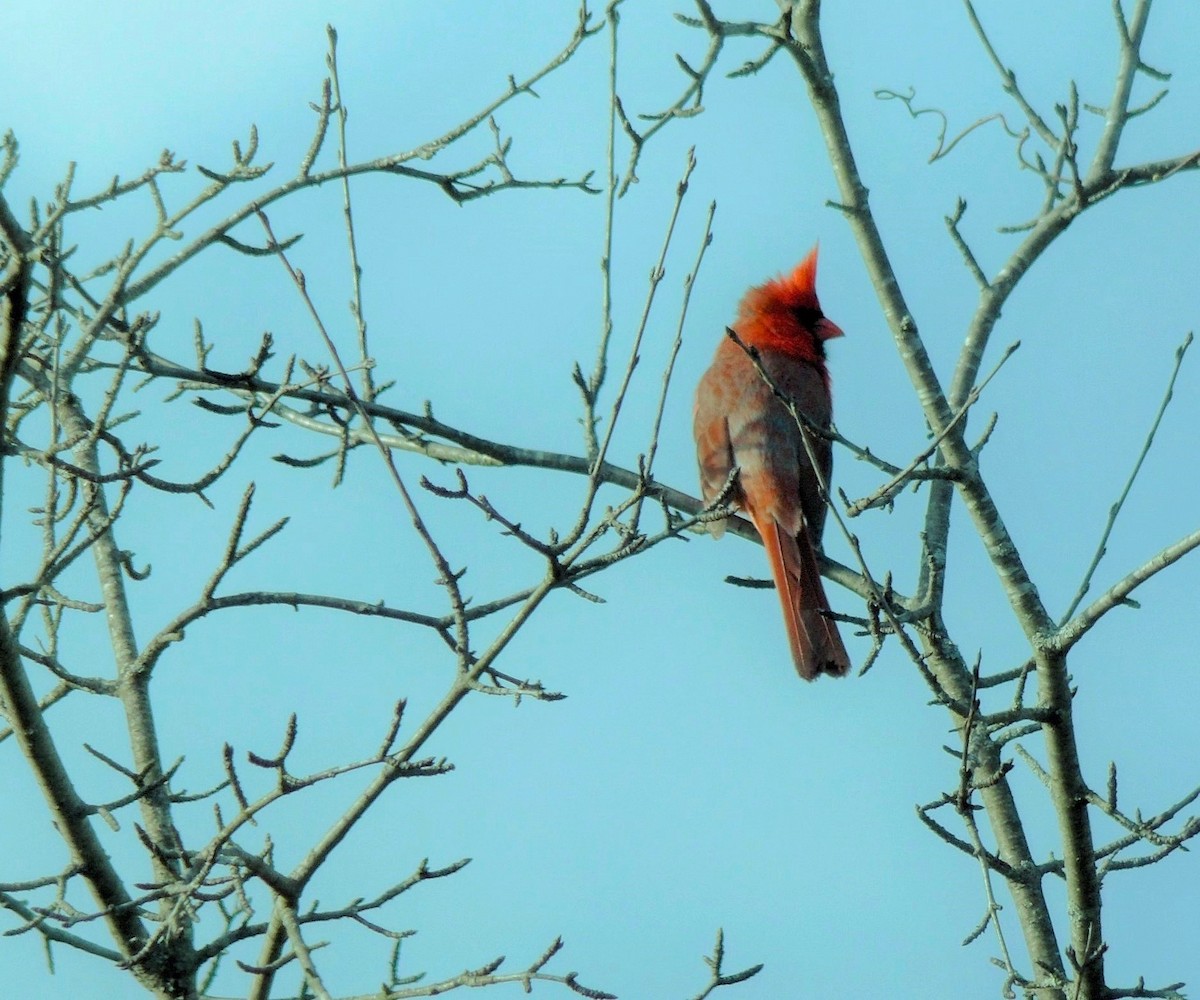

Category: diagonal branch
[1054, 526, 1200, 654]
[1059, 332, 1192, 625]
[962, 0, 1060, 150]
[105, 5, 602, 308]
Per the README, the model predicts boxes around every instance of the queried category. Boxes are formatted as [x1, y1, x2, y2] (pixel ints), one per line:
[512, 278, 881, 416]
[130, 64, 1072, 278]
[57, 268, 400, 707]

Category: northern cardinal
[693, 246, 851, 680]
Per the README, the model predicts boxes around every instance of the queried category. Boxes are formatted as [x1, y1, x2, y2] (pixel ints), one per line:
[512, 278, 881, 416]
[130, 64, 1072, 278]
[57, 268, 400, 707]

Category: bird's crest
[741, 245, 822, 320]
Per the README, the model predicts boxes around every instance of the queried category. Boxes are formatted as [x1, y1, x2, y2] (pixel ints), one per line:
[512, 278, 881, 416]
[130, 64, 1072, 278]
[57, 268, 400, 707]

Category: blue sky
[2, 2, 1198, 997]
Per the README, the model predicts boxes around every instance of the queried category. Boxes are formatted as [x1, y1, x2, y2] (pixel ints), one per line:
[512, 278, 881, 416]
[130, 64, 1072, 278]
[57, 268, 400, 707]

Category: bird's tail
[758, 515, 851, 681]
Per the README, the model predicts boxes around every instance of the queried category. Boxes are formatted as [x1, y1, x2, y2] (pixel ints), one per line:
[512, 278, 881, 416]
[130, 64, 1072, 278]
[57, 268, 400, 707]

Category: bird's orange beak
[816, 317, 845, 341]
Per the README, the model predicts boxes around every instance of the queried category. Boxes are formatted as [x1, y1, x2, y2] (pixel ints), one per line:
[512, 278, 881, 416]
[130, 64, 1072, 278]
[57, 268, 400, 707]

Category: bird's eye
[791, 306, 823, 327]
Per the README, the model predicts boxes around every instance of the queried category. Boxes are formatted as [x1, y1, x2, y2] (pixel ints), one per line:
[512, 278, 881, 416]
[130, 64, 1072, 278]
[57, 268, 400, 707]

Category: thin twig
[1058, 332, 1192, 624]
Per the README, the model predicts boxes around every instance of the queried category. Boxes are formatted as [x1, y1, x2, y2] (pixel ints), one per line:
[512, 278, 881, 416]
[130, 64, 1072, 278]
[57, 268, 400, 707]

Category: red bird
[693, 247, 851, 680]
